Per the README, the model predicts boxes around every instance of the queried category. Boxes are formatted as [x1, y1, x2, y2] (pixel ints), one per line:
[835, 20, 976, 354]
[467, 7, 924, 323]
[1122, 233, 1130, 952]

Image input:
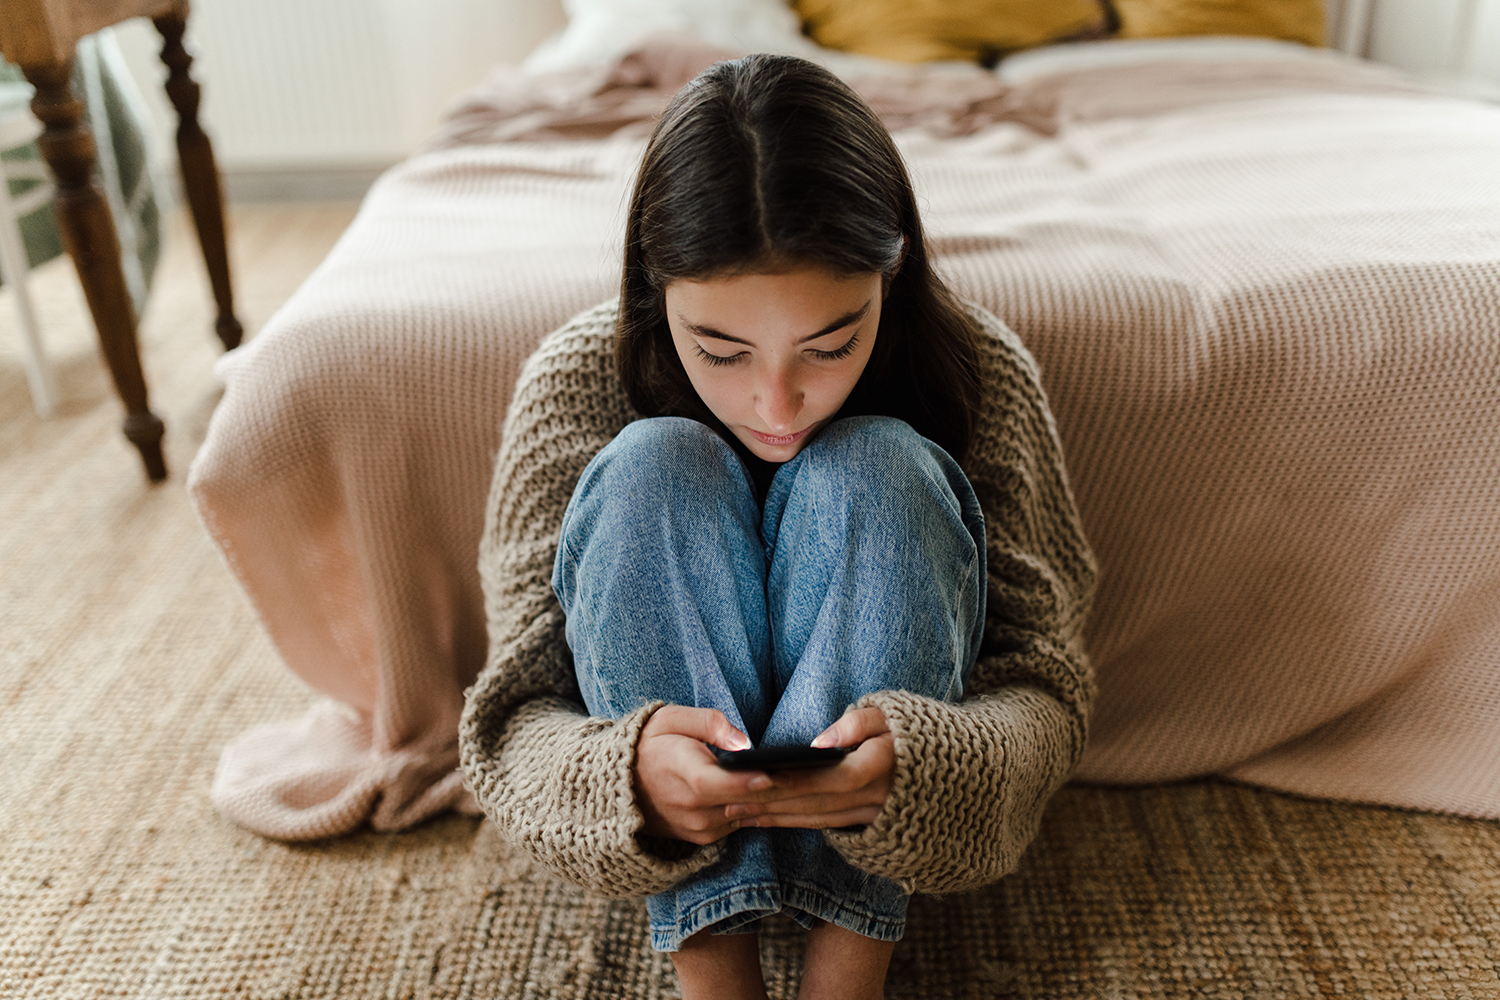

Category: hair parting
[616, 53, 984, 464]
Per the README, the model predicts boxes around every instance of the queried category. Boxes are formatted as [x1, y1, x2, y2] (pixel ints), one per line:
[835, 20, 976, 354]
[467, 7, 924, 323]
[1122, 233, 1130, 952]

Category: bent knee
[610, 416, 726, 459]
[801, 417, 952, 498]
[592, 417, 745, 494]
[786, 417, 982, 546]
[562, 417, 755, 549]
[819, 414, 925, 451]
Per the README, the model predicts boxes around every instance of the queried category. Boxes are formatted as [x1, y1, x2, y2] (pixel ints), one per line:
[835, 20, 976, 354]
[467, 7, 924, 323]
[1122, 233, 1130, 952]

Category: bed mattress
[190, 37, 1500, 839]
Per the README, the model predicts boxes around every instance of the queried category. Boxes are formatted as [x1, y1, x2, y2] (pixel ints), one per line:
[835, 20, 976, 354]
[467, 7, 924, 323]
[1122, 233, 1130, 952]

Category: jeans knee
[557, 416, 758, 585]
[807, 417, 931, 479]
[819, 414, 925, 452]
[610, 415, 726, 460]
[613, 415, 722, 454]
[766, 416, 984, 578]
[801, 418, 965, 514]
[586, 417, 746, 502]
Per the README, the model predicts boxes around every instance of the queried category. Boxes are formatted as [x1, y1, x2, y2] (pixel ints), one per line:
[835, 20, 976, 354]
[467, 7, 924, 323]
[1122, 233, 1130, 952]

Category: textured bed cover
[189, 39, 1500, 840]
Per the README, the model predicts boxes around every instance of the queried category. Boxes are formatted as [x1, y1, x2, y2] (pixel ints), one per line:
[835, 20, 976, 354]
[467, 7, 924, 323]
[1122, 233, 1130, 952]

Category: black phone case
[711, 745, 849, 771]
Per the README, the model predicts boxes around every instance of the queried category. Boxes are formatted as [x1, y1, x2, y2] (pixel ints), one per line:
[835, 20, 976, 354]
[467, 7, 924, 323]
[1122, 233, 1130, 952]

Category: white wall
[112, 0, 566, 196]
[110, 0, 1498, 199]
[1368, 0, 1500, 83]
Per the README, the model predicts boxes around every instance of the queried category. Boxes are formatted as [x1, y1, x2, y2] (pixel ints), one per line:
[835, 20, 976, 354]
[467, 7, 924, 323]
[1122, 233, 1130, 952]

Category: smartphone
[712, 745, 849, 771]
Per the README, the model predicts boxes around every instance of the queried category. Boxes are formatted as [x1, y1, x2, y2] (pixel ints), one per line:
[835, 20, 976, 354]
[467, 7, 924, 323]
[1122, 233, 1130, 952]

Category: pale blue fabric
[553, 415, 985, 951]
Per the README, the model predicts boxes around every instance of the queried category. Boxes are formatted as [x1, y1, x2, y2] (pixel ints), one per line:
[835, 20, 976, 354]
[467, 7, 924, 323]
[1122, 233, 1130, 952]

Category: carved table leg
[154, 7, 242, 351]
[25, 60, 167, 482]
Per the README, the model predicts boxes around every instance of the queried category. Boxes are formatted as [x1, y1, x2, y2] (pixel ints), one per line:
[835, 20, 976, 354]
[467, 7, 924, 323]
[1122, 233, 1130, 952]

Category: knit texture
[191, 45, 1500, 840]
[9, 206, 1500, 998]
[458, 299, 1098, 897]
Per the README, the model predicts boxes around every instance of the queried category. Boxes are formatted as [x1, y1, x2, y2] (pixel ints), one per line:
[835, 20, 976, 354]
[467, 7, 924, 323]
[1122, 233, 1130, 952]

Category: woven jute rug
[3, 207, 1499, 999]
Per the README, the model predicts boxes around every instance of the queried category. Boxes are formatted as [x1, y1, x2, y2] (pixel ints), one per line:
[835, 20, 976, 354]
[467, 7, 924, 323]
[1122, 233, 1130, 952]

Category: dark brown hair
[616, 53, 984, 464]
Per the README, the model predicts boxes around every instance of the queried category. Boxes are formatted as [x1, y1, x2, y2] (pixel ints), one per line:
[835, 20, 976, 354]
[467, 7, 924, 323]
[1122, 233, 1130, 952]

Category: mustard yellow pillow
[1112, 0, 1326, 47]
[795, 0, 1113, 64]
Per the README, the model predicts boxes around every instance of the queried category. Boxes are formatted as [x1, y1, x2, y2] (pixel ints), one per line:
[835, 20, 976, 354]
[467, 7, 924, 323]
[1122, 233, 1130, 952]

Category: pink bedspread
[190, 40, 1500, 840]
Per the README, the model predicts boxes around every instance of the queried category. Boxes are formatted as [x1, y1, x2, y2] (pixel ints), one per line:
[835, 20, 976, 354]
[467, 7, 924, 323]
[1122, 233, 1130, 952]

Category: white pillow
[524, 0, 821, 72]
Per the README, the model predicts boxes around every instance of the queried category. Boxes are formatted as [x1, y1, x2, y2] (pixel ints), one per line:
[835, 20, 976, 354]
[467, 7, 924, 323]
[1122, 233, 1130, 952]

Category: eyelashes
[694, 334, 860, 368]
[811, 334, 859, 361]
[694, 344, 743, 367]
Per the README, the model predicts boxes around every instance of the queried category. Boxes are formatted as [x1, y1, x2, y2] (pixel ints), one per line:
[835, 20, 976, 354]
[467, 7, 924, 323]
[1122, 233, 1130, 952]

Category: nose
[755, 366, 803, 433]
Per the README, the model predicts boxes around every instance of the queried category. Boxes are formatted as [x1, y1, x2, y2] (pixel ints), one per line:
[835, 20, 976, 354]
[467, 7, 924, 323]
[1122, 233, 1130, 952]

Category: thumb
[650, 705, 751, 751]
[812, 706, 889, 748]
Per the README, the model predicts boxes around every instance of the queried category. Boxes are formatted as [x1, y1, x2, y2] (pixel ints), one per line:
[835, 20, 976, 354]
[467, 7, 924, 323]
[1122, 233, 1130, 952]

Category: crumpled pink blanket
[190, 35, 1500, 841]
[429, 33, 1426, 147]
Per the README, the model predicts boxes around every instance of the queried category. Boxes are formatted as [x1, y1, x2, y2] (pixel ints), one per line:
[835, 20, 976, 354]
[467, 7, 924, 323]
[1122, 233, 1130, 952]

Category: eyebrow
[685, 301, 872, 347]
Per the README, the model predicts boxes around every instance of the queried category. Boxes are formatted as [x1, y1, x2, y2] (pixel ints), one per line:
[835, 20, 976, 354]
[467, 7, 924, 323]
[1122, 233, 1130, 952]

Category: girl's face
[665, 265, 883, 463]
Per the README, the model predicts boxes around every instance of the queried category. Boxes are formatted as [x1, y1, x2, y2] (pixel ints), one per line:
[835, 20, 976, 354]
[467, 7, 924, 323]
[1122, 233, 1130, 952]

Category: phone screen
[712, 745, 850, 771]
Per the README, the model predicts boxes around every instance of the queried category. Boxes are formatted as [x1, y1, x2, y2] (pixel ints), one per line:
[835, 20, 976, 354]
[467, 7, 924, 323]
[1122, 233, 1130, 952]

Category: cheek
[684, 369, 746, 419]
[808, 362, 866, 410]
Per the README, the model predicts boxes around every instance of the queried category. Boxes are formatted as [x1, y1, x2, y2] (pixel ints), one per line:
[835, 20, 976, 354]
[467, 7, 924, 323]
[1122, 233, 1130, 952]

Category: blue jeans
[552, 416, 986, 952]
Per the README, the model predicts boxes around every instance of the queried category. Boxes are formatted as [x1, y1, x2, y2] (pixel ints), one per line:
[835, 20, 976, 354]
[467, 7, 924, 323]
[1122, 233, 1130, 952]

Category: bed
[187, 1, 1500, 842]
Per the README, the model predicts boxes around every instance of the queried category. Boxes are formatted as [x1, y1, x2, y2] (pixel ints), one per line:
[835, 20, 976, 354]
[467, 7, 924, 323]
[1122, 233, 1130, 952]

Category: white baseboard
[222, 165, 395, 203]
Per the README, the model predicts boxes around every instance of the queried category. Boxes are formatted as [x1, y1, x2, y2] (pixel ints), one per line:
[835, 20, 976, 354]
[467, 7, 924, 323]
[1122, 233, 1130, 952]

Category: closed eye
[809, 333, 859, 361]
[694, 344, 746, 367]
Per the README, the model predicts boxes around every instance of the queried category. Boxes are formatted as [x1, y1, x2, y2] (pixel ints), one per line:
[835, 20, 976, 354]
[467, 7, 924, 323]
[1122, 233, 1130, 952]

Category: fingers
[644, 734, 772, 802]
[677, 747, 775, 804]
[725, 790, 875, 820]
[767, 732, 894, 792]
[634, 704, 896, 843]
[645, 704, 751, 752]
[811, 706, 890, 749]
[723, 773, 887, 817]
[738, 805, 883, 830]
[726, 735, 895, 815]
[635, 710, 763, 843]
[663, 810, 743, 846]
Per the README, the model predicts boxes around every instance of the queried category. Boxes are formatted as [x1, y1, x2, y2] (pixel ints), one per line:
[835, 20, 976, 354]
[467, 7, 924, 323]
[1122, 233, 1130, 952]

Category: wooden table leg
[24, 58, 166, 481]
[153, 7, 242, 351]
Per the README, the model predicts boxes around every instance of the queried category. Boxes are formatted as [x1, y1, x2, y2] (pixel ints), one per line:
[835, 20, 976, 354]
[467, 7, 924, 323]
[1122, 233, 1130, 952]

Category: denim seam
[779, 878, 907, 941]
[648, 879, 907, 951]
[650, 882, 782, 951]
[780, 876, 900, 925]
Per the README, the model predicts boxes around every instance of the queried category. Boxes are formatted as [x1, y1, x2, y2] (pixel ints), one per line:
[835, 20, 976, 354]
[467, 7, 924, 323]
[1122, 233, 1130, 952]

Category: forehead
[665, 267, 880, 337]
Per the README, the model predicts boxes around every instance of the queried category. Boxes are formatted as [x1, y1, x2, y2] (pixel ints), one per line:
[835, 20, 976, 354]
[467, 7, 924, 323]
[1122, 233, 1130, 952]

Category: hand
[724, 706, 894, 831]
[633, 705, 773, 845]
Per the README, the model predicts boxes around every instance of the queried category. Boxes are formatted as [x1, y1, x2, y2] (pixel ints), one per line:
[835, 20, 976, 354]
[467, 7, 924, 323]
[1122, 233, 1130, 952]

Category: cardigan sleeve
[458, 301, 723, 897]
[824, 306, 1098, 894]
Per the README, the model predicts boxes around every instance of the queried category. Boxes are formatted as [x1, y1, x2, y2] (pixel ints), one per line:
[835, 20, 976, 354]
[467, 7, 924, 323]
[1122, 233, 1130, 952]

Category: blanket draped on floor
[189, 37, 1500, 840]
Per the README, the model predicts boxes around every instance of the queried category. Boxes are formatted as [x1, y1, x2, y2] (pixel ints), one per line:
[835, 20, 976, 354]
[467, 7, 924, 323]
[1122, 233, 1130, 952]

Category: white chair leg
[0, 163, 57, 418]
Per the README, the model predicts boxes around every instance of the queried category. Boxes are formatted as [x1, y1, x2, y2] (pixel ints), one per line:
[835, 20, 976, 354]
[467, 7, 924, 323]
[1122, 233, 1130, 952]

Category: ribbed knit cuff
[572, 700, 724, 896]
[824, 686, 1078, 895]
[466, 698, 721, 898]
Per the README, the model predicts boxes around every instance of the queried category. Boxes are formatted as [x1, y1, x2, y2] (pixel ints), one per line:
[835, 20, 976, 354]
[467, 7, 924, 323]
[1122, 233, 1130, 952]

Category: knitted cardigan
[458, 299, 1097, 897]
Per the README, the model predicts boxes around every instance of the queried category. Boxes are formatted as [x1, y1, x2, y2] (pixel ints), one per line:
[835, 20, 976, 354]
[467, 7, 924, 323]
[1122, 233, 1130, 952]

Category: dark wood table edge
[7, 0, 242, 482]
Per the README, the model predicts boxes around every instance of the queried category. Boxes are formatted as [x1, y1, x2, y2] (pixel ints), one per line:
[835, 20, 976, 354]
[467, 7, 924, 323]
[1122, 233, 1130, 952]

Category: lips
[751, 427, 809, 447]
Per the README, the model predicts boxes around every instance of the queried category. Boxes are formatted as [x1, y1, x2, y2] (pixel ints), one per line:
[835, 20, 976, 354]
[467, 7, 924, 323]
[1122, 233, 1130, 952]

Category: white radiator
[115, 0, 567, 177]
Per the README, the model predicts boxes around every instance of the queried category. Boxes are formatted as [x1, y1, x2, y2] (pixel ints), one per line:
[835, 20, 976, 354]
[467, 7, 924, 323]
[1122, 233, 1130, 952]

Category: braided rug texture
[3, 221, 1499, 997]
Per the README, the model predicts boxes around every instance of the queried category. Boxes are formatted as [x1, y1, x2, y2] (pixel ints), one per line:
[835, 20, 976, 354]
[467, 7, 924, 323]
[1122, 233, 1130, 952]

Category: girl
[460, 53, 1096, 1000]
